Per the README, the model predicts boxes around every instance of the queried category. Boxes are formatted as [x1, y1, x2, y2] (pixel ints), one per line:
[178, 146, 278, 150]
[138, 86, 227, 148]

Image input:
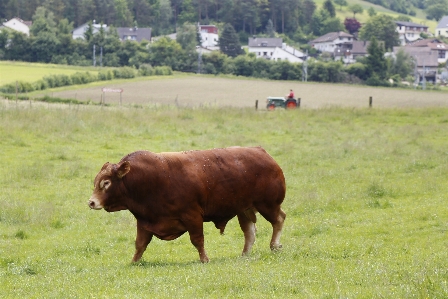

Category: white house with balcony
[1, 17, 31, 36]
[395, 21, 429, 45]
[435, 16, 448, 38]
[309, 31, 354, 53]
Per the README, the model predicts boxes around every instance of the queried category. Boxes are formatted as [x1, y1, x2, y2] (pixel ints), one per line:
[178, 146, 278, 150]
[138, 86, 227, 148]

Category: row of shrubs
[0, 65, 173, 94]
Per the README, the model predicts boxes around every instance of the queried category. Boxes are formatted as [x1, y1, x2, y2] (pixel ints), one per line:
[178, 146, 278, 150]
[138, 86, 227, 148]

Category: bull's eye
[100, 179, 111, 190]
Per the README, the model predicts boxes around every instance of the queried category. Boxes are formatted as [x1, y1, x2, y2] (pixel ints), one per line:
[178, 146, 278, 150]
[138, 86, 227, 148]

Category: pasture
[0, 61, 103, 86]
[36, 75, 448, 109]
[1, 100, 448, 298]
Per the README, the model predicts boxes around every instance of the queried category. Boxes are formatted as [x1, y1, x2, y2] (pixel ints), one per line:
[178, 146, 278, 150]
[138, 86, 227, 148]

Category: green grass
[1, 103, 448, 298]
[315, 0, 438, 32]
[0, 61, 104, 86]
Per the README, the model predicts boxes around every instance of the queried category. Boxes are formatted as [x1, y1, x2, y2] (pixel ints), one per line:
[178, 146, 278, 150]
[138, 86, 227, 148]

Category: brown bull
[88, 146, 286, 263]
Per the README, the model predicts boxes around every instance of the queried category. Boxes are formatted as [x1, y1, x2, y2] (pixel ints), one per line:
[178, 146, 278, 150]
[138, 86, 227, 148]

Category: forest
[2, 0, 448, 38]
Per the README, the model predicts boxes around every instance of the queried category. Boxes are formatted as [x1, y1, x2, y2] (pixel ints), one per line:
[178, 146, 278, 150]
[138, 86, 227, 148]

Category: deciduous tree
[359, 14, 399, 50]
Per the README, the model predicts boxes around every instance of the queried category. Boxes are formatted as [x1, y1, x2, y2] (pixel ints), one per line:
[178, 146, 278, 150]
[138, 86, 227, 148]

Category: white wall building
[436, 16, 448, 38]
[1, 17, 31, 36]
[395, 21, 429, 45]
[199, 25, 219, 48]
[72, 22, 108, 40]
[309, 31, 354, 53]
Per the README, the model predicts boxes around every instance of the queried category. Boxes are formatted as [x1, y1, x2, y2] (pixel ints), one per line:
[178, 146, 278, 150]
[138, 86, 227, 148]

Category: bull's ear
[117, 161, 130, 178]
[101, 162, 110, 170]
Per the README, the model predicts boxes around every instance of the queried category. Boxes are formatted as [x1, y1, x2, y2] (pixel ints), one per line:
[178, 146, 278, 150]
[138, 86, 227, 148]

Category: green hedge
[0, 65, 173, 94]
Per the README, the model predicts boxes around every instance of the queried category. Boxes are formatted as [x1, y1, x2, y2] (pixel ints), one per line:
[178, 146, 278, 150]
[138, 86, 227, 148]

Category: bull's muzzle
[88, 198, 103, 210]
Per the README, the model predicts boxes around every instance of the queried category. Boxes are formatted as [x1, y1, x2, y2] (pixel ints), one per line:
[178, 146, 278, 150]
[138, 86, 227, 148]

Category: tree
[219, 23, 243, 57]
[322, 17, 344, 35]
[176, 22, 198, 51]
[426, 1, 448, 21]
[266, 19, 275, 37]
[359, 14, 400, 50]
[389, 48, 413, 79]
[334, 0, 347, 10]
[368, 7, 376, 17]
[344, 18, 361, 34]
[365, 36, 387, 80]
[323, 0, 336, 17]
[348, 4, 363, 18]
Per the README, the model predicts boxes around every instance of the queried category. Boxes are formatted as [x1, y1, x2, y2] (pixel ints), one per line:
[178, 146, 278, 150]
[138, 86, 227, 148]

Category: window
[439, 50, 446, 59]
[261, 42, 268, 47]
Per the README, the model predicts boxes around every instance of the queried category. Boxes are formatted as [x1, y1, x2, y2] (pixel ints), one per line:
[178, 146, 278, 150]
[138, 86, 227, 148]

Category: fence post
[297, 98, 301, 108]
[255, 100, 258, 110]
[369, 96, 372, 107]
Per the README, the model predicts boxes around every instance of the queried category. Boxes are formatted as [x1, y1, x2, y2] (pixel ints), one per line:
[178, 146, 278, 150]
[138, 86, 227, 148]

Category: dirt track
[39, 76, 448, 109]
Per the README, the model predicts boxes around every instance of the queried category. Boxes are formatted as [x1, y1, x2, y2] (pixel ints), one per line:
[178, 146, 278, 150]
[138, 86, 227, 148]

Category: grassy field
[1, 102, 448, 298]
[38, 75, 448, 109]
[315, 0, 438, 32]
[0, 61, 103, 86]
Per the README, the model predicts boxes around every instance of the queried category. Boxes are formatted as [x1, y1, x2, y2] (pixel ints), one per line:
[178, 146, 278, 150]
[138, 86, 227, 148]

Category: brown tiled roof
[393, 46, 438, 67]
[351, 41, 370, 54]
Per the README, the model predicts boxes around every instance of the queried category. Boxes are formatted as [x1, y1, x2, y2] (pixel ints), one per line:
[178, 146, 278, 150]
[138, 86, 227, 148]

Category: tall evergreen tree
[323, 0, 336, 17]
[219, 23, 243, 58]
[365, 36, 387, 80]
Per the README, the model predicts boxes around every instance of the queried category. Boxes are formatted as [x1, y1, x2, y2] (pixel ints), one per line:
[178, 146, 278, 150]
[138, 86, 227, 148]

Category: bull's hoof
[270, 243, 283, 251]
[200, 257, 210, 263]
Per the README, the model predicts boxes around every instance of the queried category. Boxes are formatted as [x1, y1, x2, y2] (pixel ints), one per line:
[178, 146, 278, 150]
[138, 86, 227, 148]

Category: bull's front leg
[185, 220, 209, 263]
[132, 220, 154, 263]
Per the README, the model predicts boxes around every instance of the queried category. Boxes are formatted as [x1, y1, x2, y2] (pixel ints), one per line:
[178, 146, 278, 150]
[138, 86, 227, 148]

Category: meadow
[1, 101, 448, 298]
[0, 61, 105, 86]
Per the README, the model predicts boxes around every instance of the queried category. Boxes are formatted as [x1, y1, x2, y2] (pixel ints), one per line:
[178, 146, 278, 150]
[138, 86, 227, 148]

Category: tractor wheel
[286, 101, 297, 109]
[268, 104, 275, 111]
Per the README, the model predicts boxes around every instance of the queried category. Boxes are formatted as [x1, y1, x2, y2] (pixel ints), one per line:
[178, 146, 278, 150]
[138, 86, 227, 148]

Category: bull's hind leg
[256, 206, 286, 251]
[237, 211, 257, 256]
[269, 208, 286, 251]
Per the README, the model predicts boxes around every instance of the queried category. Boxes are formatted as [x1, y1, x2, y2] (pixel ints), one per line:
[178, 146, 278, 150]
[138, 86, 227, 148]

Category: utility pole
[197, 47, 203, 74]
[302, 50, 308, 82]
[93, 44, 96, 67]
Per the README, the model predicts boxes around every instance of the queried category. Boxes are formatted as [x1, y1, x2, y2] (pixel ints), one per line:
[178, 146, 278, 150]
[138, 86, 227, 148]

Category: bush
[70, 72, 95, 85]
[138, 64, 154, 76]
[154, 66, 172, 75]
[113, 67, 136, 79]
[365, 75, 391, 87]
[98, 70, 114, 81]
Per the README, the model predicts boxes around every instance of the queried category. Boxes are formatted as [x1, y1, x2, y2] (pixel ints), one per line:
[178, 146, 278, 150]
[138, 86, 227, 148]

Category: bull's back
[163, 147, 285, 215]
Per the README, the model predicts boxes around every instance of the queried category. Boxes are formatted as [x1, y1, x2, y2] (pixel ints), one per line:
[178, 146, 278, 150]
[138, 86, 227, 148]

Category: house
[199, 25, 219, 49]
[1, 17, 32, 36]
[309, 31, 354, 53]
[117, 27, 151, 42]
[406, 38, 448, 64]
[435, 16, 448, 38]
[394, 21, 429, 45]
[334, 40, 370, 64]
[248, 37, 282, 59]
[72, 22, 108, 40]
[248, 37, 304, 62]
[271, 44, 305, 63]
[393, 46, 438, 83]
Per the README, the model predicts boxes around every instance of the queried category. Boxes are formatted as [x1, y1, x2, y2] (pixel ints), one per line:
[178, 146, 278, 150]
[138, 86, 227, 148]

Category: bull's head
[88, 161, 130, 212]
